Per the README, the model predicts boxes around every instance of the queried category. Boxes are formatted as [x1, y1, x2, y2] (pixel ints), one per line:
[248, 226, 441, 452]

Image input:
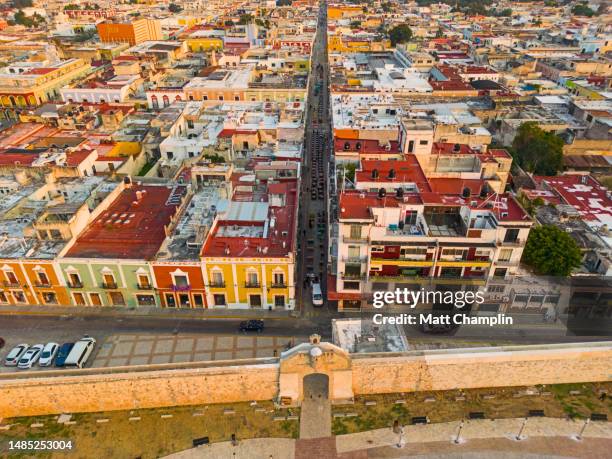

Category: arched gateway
[278, 334, 354, 406]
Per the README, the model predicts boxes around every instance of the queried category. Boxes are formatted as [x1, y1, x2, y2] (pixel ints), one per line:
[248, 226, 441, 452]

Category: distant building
[97, 19, 162, 46]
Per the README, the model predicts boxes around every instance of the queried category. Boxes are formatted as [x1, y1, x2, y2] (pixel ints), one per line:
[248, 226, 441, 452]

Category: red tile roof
[534, 174, 612, 222]
[66, 185, 186, 260]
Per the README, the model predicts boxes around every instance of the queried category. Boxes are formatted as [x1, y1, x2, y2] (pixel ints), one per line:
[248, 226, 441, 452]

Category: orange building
[97, 19, 162, 46]
[151, 262, 207, 308]
[0, 260, 69, 306]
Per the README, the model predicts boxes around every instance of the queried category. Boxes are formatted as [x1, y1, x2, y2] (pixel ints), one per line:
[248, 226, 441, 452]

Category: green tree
[511, 122, 564, 175]
[522, 225, 582, 276]
[388, 24, 412, 46]
[64, 4, 80, 9]
[168, 3, 183, 13]
[350, 20, 361, 28]
[238, 14, 254, 24]
[572, 3, 596, 16]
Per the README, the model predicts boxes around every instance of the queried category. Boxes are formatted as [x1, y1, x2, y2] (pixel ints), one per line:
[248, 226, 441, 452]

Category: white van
[312, 283, 323, 306]
[64, 336, 96, 369]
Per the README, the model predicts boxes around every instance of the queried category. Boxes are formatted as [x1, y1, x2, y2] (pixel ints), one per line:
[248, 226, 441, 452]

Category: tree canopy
[388, 24, 412, 46]
[168, 3, 183, 13]
[522, 225, 582, 276]
[511, 122, 564, 175]
[13, 0, 32, 8]
[572, 3, 596, 17]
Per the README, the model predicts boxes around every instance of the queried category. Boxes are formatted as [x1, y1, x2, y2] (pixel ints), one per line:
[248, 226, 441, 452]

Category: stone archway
[278, 335, 353, 406]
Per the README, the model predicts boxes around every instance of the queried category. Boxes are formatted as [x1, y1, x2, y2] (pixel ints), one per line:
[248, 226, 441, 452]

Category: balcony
[342, 256, 367, 263]
[498, 239, 523, 247]
[209, 281, 226, 288]
[342, 236, 368, 244]
[341, 272, 366, 280]
[271, 283, 287, 288]
[171, 284, 191, 292]
[67, 281, 83, 289]
[34, 281, 52, 288]
[2, 281, 20, 288]
[137, 283, 152, 290]
[244, 281, 261, 288]
[101, 281, 118, 289]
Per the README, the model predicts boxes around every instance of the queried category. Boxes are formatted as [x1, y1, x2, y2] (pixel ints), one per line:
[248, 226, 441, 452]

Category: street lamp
[515, 417, 528, 441]
[453, 419, 464, 444]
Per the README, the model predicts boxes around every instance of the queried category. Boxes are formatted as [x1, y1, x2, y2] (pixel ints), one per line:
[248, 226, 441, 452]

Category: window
[275, 295, 285, 307]
[213, 294, 226, 306]
[419, 140, 428, 146]
[273, 272, 285, 287]
[90, 293, 102, 306]
[249, 294, 262, 307]
[187, 119, 194, 129]
[493, 268, 508, 278]
[193, 294, 204, 308]
[178, 293, 191, 308]
[103, 273, 116, 288]
[408, 140, 415, 153]
[348, 246, 360, 259]
[137, 274, 151, 289]
[503, 228, 520, 243]
[109, 291, 125, 306]
[344, 142, 350, 150]
[37, 271, 50, 286]
[12, 291, 26, 303]
[136, 294, 155, 306]
[68, 272, 82, 288]
[0, 292, 8, 303]
[349, 225, 361, 239]
[73, 292, 86, 306]
[211, 271, 224, 287]
[4, 270, 18, 285]
[173, 274, 189, 288]
[487, 285, 505, 293]
[498, 249, 512, 262]
[165, 293, 177, 308]
[246, 271, 259, 287]
[343, 281, 360, 290]
[42, 292, 58, 304]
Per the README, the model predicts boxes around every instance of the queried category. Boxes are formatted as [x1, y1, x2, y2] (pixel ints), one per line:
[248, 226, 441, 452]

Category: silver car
[4, 343, 29, 366]
[38, 342, 59, 367]
[17, 344, 44, 369]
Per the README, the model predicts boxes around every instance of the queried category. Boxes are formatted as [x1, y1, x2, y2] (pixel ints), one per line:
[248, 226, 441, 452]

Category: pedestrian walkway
[93, 334, 299, 367]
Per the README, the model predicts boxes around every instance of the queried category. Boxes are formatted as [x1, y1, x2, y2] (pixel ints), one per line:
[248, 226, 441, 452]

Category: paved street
[93, 333, 300, 367]
[296, 0, 332, 316]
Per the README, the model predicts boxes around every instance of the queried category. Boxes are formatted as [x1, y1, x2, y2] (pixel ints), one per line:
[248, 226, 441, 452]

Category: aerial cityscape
[0, 0, 610, 457]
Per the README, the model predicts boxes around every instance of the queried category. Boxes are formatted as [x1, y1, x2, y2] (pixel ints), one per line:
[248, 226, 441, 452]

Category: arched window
[344, 142, 350, 150]
[151, 95, 159, 109]
[162, 95, 170, 107]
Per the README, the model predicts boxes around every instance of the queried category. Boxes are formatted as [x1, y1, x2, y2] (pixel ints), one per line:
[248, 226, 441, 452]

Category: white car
[4, 343, 29, 366]
[38, 342, 59, 367]
[17, 344, 44, 369]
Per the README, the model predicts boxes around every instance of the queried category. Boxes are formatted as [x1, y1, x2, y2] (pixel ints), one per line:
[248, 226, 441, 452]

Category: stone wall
[352, 344, 612, 395]
[1, 343, 611, 418]
[0, 363, 279, 419]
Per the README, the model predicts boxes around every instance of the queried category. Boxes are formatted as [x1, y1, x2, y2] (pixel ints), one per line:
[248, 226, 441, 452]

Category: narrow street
[297, 0, 332, 317]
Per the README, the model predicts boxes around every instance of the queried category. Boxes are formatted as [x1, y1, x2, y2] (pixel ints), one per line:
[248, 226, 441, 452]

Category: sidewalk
[0, 304, 300, 321]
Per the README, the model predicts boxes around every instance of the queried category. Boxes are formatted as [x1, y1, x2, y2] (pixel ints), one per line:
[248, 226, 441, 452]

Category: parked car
[239, 320, 264, 333]
[312, 282, 323, 306]
[55, 342, 75, 367]
[64, 336, 96, 369]
[38, 342, 59, 367]
[4, 343, 29, 366]
[17, 344, 44, 369]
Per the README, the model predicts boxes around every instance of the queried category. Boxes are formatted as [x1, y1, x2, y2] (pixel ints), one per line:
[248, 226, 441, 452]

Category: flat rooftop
[66, 184, 187, 260]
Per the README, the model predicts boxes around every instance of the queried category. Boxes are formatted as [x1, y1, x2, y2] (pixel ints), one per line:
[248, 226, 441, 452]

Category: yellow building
[0, 58, 91, 111]
[185, 37, 224, 52]
[327, 5, 363, 20]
